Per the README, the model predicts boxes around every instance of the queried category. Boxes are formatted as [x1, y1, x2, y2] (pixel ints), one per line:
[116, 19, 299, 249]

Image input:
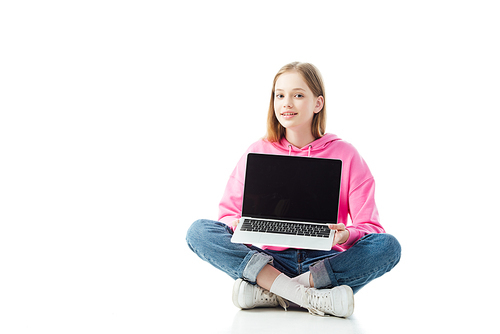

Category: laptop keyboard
[240, 219, 331, 238]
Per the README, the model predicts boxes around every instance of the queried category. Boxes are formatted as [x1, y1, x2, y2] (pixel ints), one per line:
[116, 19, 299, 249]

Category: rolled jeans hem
[241, 252, 274, 283]
[309, 260, 337, 289]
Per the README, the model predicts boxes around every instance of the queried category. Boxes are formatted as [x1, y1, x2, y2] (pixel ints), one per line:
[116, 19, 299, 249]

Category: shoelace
[254, 286, 289, 311]
[275, 295, 289, 311]
[300, 286, 329, 317]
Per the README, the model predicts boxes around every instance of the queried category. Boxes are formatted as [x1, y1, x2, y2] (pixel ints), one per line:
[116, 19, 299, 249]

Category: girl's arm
[218, 174, 244, 230]
[343, 176, 385, 248]
[218, 151, 249, 229]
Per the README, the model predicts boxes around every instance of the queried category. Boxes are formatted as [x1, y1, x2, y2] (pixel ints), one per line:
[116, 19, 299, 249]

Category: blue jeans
[186, 219, 401, 294]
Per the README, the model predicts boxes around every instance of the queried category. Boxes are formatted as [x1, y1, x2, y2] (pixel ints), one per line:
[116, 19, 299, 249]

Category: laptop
[231, 153, 342, 251]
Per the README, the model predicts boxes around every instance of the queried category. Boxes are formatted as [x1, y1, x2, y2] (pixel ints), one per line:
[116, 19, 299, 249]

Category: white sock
[270, 273, 306, 307]
[290, 272, 311, 287]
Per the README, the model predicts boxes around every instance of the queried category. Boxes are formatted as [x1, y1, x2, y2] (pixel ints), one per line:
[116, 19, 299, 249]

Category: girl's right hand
[231, 219, 240, 228]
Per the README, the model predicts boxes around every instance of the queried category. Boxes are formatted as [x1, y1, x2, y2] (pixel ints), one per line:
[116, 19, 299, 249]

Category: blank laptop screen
[242, 153, 342, 224]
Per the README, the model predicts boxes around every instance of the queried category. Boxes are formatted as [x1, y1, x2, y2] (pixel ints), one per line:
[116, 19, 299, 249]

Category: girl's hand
[231, 219, 240, 228]
[328, 223, 350, 246]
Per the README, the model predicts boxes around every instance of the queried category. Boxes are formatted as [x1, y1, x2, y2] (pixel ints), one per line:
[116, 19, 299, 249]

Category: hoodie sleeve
[340, 150, 385, 249]
[218, 153, 248, 230]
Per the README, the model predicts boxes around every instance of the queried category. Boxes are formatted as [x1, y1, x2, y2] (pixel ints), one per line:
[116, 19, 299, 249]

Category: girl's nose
[283, 97, 293, 108]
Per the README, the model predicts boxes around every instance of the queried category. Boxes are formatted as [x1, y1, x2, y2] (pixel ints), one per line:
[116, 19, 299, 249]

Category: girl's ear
[314, 95, 324, 114]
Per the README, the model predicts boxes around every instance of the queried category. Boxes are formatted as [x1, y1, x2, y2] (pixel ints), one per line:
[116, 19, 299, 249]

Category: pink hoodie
[218, 133, 385, 252]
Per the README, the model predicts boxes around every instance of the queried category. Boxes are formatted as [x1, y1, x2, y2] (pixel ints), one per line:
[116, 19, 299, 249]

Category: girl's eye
[276, 94, 284, 99]
[295, 94, 304, 98]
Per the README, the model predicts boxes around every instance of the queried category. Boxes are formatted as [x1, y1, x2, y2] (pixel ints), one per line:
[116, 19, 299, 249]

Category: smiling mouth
[281, 112, 298, 116]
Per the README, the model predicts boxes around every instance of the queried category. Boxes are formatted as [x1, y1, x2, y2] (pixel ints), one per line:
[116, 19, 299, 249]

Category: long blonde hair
[266, 62, 327, 143]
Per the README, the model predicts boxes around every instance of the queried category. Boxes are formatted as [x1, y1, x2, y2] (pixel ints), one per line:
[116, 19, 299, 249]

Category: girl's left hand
[328, 223, 350, 246]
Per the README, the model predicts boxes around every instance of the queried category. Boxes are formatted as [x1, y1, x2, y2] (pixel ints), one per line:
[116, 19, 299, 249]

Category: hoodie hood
[272, 133, 342, 156]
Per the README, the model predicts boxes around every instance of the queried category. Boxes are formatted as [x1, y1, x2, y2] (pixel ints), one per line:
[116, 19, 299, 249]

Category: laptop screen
[242, 153, 342, 224]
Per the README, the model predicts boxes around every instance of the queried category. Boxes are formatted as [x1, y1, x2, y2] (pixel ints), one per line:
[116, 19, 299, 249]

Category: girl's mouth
[281, 112, 298, 119]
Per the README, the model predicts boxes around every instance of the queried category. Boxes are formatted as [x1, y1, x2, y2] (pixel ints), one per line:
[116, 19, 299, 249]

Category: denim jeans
[186, 219, 401, 294]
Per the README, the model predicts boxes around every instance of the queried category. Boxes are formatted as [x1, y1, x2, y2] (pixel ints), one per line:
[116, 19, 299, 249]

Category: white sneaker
[232, 278, 288, 310]
[301, 285, 354, 318]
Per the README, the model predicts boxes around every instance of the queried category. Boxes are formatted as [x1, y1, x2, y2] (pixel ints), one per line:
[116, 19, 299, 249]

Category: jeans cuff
[241, 252, 274, 283]
[309, 259, 338, 289]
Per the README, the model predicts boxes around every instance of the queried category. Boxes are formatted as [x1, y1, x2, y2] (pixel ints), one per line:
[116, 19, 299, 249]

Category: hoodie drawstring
[288, 144, 292, 156]
[288, 144, 312, 157]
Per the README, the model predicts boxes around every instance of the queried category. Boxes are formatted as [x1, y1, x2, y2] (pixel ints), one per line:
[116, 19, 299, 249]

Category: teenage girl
[186, 62, 401, 317]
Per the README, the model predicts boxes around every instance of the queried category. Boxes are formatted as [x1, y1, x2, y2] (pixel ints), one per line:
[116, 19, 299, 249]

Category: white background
[1, 1, 499, 333]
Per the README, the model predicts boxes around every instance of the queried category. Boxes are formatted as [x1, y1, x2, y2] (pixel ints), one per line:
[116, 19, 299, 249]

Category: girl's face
[274, 71, 324, 137]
